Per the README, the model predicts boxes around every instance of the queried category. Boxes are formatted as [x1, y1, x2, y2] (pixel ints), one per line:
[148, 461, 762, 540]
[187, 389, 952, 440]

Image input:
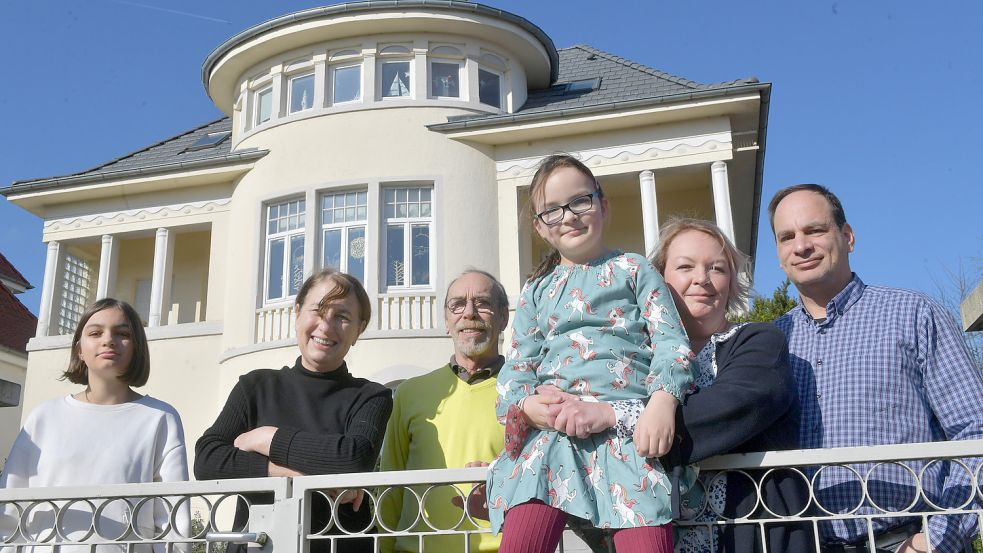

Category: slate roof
[2, 118, 267, 195]
[434, 45, 765, 130]
[3, 44, 764, 193]
[523, 45, 757, 113]
[0, 253, 31, 291]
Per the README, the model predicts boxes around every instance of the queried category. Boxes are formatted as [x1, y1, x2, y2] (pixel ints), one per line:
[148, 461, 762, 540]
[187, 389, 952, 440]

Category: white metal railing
[1, 442, 980, 553]
[375, 293, 437, 332]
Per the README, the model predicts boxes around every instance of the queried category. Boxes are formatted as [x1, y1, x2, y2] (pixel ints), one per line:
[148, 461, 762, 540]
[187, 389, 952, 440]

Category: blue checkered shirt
[775, 275, 983, 553]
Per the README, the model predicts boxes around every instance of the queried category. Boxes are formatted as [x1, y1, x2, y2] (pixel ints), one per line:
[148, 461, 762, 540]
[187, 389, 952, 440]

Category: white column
[639, 170, 660, 256]
[36, 241, 63, 337]
[711, 161, 736, 243]
[148, 228, 175, 328]
[96, 234, 118, 300]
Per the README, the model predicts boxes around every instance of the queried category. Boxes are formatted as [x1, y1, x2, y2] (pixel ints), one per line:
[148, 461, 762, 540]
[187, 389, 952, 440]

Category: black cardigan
[665, 323, 814, 553]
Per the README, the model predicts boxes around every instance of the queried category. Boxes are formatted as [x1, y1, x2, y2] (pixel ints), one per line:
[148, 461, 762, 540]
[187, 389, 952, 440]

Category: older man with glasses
[379, 269, 510, 553]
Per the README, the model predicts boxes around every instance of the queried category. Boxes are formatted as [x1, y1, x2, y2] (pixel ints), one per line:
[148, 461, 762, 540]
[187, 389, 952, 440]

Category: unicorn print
[564, 288, 596, 321]
[569, 331, 596, 360]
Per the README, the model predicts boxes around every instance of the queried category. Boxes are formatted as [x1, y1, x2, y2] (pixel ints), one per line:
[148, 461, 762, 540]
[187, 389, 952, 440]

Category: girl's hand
[535, 384, 579, 404]
[234, 426, 277, 456]
[552, 400, 616, 439]
[522, 394, 562, 430]
[633, 391, 679, 457]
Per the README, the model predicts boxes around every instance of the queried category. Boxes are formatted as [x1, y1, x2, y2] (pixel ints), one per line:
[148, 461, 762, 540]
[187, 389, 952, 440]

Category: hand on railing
[450, 461, 491, 520]
[896, 532, 937, 553]
[328, 488, 365, 512]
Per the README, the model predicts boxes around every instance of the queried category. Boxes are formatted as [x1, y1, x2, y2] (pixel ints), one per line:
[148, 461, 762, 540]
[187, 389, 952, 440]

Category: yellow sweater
[379, 364, 505, 553]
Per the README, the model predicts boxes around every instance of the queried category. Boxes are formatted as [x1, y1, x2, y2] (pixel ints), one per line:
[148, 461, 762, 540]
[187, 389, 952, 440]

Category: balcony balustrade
[1, 441, 980, 553]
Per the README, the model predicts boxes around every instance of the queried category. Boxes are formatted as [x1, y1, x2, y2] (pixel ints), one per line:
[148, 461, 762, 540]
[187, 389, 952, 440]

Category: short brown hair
[295, 268, 372, 335]
[650, 218, 750, 316]
[768, 184, 847, 233]
[62, 298, 150, 386]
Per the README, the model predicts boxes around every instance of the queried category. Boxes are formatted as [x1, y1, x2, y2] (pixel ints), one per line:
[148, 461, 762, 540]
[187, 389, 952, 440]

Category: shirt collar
[794, 273, 865, 323]
[449, 354, 504, 383]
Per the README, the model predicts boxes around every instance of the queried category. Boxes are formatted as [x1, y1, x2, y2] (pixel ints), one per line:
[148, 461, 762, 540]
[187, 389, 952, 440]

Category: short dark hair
[62, 298, 150, 386]
[446, 269, 509, 311]
[768, 184, 847, 233]
[295, 268, 372, 335]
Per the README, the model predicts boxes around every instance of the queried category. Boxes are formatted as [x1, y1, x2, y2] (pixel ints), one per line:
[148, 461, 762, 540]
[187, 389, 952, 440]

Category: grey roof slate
[440, 44, 761, 126]
[11, 118, 234, 186]
[5, 44, 763, 192]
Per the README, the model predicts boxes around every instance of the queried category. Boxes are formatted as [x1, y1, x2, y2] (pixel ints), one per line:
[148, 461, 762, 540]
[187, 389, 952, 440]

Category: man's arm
[377, 388, 409, 553]
[917, 299, 983, 553]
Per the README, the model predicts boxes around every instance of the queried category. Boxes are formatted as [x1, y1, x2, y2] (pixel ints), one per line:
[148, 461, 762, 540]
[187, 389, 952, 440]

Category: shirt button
[816, 359, 823, 366]
[817, 392, 822, 399]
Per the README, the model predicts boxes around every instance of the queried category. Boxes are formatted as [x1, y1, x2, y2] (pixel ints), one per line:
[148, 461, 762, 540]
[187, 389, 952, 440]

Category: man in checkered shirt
[769, 184, 982, 553]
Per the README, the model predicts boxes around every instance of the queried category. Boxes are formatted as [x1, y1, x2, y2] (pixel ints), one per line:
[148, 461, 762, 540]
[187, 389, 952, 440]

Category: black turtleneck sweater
[194, 358, 392, 553]
[195, 357, 392, 480]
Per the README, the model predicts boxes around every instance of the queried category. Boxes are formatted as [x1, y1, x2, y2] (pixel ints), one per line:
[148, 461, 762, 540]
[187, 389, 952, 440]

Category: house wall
[170, 230, 211, 324]
[0, 348, 27, 466]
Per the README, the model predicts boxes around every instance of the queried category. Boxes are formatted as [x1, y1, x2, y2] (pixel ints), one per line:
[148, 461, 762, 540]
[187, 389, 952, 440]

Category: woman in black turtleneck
[195, 269, 392, 553]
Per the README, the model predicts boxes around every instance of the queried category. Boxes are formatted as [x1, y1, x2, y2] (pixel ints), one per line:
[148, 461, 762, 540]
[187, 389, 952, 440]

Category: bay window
[332, 64, 362, 104]
[321, 190, 367, 283]
[384, 186, 432, 288]
[289, 73, 315, 113]
[255, 86, 273, 125]
[265, 199, 305, 302]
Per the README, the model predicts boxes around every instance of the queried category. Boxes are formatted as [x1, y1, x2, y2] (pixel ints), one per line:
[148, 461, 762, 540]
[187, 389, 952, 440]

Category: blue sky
[2, 0, 981, 315]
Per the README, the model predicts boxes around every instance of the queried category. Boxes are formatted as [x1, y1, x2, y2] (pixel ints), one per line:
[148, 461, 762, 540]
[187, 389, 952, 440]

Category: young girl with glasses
[486, 154, 694, 553]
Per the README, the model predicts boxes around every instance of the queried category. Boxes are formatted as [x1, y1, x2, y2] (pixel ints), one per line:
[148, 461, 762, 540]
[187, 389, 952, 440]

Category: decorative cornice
[495, 134, 732, 178]
[45, 198, 232, 232]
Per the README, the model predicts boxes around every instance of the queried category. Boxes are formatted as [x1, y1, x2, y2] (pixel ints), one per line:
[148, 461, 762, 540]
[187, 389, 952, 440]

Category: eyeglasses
[535, 191, 600, 226]
[445, 297, 497, 315]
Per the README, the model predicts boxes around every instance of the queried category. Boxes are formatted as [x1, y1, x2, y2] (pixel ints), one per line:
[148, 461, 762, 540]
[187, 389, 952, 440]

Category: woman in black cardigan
[195, 269, 392, 553]
[649, 218, 812, 553]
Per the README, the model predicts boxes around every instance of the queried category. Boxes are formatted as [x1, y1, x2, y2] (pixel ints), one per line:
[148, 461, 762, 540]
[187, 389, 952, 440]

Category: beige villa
[1, 1, 771, 459]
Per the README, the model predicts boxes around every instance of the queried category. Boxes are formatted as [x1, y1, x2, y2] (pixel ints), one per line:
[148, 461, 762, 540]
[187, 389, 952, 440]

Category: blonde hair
[650, 218, 750, 316]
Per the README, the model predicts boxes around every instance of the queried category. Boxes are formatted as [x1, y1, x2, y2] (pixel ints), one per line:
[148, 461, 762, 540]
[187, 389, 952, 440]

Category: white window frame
[320, 189, 368, 282]
[382, 186, 434, 291]
[264, 198, 306, 303]
[254, 86, 274, 126]
[330, 62, 363, 105]
[378, 59, 413, 100]
[477, 66, 504, 109]
[429, 59, 463, 99]
[287, 72, 316, 114]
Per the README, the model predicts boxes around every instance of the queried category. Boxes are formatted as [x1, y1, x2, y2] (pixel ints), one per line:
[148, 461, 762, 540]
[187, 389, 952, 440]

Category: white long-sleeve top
[1, 395, 189, 552]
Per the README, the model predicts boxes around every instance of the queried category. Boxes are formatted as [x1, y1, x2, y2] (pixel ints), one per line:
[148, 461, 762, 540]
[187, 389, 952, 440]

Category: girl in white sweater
[1, 298, 189, 552]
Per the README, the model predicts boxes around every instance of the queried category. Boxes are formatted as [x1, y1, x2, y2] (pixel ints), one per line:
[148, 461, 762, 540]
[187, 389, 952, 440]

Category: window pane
[289, 235, 305, 296]
[408, 203, 419, 218]
[479, 69, 501, 108]
[257, 88, 273, 123]
[382, 61, 411, 98]
[421, 203, 431, 217]
[386, 225, 405, 286]
[431, 62, 459, 97]
[267, 238, 285, 300]
[333, 65, 361, 103]
[385, 188, 395, 203]
[385, 204, 395, 218]
[348, 227, 366, 283]
[323, 229, 342, 271]
[411, 224, 430, 285]
[290, 74, 315, 113]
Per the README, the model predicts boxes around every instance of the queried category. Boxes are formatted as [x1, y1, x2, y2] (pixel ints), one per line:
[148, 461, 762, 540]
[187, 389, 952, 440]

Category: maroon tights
[499, 500, 673, 553]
